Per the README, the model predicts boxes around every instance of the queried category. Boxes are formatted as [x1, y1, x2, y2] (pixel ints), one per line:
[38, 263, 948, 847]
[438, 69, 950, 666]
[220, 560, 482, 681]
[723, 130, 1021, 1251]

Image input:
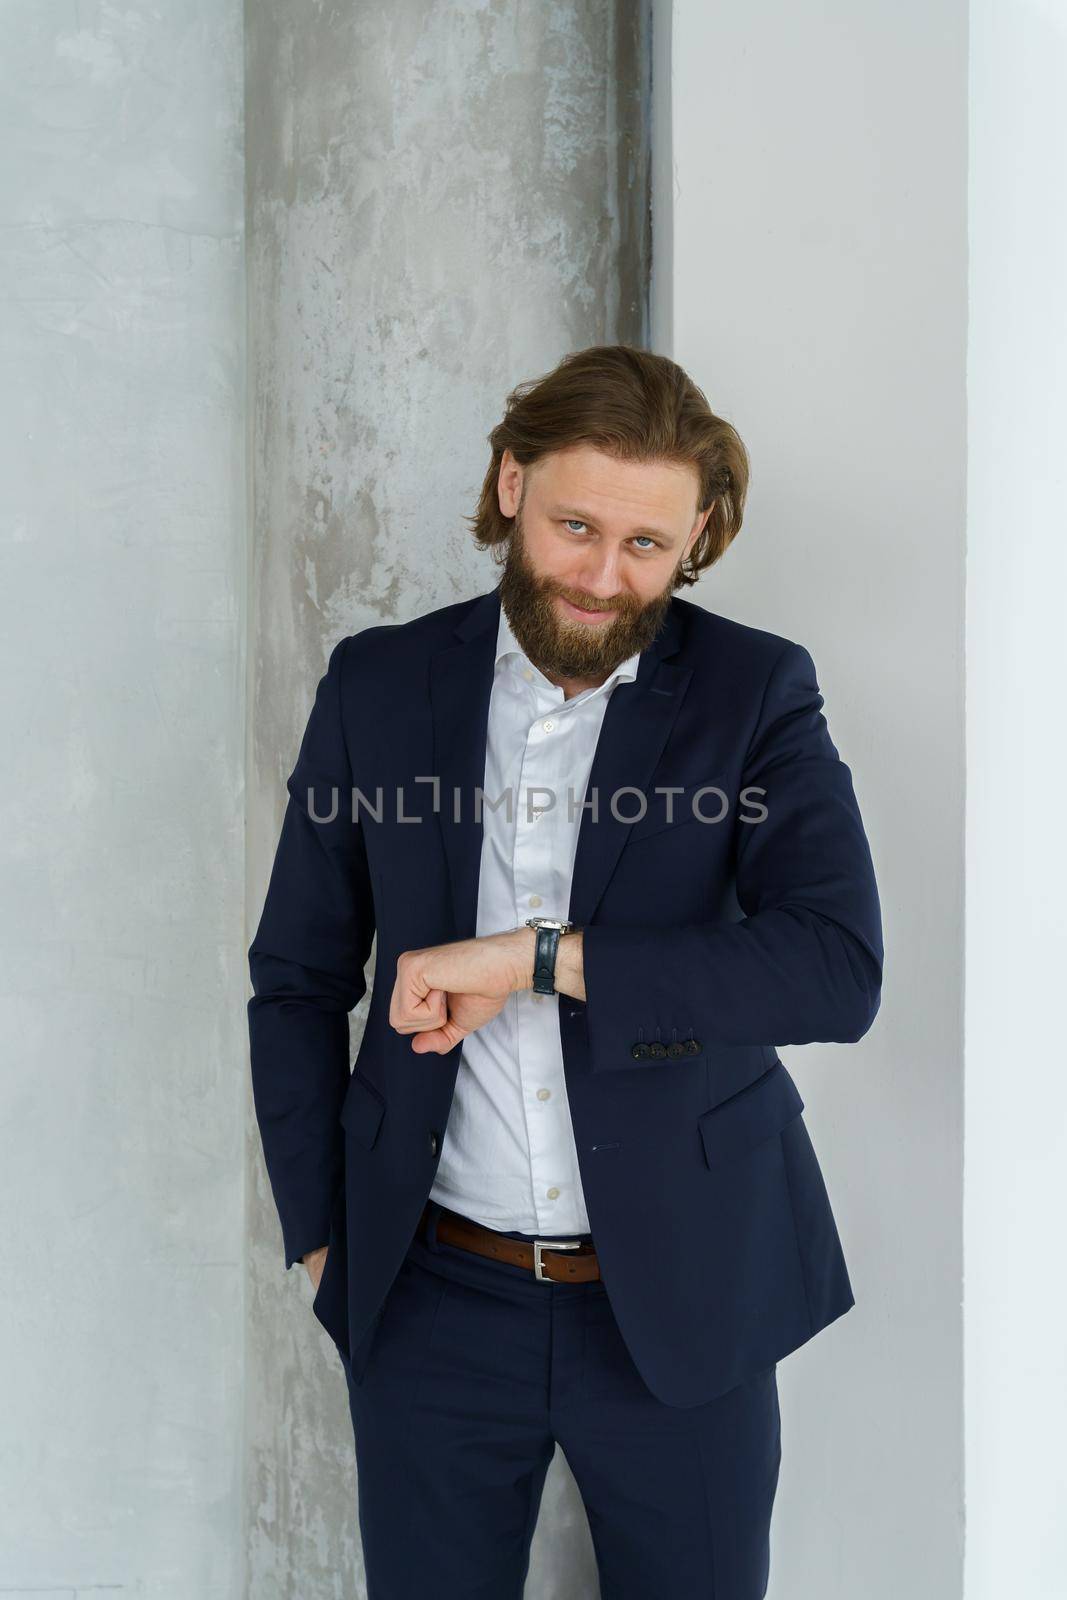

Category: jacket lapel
[429, 586, 692, 940]
[567, 638, 691, 928]
[429, 591, 499, 941]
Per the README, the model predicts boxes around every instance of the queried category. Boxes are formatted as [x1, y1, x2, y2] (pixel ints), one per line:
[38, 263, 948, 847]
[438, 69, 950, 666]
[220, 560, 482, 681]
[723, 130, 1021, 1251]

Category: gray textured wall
[0, 1, 246, 1595]
[243, 2, 650, 1594]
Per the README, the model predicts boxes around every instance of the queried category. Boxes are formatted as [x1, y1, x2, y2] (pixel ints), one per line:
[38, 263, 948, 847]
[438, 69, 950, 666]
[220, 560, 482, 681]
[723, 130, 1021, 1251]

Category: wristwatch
[524, 916, 575, 996]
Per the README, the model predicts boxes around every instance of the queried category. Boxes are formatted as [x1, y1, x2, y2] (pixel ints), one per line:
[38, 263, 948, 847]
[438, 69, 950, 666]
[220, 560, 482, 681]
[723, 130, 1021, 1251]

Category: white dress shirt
[428, 600, 641, 1235]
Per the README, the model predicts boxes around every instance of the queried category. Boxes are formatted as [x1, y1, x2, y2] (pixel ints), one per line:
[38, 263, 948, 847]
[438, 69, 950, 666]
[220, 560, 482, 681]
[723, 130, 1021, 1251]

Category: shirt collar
[495, 598, 641, 695]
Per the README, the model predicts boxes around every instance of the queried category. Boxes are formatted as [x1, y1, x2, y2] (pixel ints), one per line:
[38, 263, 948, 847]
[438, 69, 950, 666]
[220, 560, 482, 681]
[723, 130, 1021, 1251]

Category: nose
[571, 552, 624, 600]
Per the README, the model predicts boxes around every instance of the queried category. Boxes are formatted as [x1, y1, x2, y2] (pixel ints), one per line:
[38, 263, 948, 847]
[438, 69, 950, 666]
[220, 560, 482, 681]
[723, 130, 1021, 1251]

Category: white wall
[965, 3, 1067, 1597]
[654, 1, 967, 1594]
[0, 3, 247, 1595]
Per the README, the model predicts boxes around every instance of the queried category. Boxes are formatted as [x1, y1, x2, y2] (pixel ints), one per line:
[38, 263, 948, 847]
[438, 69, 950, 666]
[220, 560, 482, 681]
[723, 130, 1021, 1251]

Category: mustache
[551, 590, 633, 617]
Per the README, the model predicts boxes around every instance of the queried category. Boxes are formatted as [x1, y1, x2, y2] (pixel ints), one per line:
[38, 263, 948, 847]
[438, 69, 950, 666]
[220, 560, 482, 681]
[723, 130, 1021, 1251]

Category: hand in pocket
[303, 1244, 328, 1294]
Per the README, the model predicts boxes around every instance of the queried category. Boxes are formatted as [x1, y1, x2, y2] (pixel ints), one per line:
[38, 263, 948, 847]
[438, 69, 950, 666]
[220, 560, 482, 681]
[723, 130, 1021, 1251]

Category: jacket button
[685, 1038, 701, 1054]
[630, 1042, 651, 1059]
[429, 1130, 439, 1156]
[649, 1040, 667, 1058]
[667, 1041, 685, 1058]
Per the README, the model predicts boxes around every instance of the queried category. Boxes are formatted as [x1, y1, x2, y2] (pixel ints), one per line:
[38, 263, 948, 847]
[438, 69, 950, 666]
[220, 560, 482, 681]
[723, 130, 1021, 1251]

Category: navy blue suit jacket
[248, 586, 883, 1407]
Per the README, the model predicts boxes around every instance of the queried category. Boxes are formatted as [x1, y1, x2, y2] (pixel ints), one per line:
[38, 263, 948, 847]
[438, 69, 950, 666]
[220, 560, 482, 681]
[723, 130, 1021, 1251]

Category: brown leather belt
[419, 1202, 601, 1283]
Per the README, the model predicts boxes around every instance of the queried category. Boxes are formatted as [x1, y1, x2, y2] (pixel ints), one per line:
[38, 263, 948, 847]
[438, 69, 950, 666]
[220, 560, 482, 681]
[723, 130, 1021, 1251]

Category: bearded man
[248, 343, 883, 1599]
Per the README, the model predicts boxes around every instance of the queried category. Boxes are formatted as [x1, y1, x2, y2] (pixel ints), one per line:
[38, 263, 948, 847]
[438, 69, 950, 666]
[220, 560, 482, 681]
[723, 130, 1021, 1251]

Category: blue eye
[561, 519, 660, 552]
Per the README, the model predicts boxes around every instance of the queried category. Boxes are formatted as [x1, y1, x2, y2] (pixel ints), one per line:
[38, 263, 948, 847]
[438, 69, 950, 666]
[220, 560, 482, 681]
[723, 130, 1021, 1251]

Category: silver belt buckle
[532, 1238, 582, 1281]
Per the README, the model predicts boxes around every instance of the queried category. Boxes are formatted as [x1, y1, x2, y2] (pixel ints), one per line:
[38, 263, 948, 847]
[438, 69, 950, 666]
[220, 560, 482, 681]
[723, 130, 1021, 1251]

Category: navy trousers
[337, 1198, 781, 1599]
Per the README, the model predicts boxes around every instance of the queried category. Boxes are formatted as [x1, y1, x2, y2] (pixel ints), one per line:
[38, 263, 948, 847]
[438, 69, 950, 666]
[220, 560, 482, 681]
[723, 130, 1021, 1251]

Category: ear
[497, 449, 522, 517]
[687, 502, 714, 553]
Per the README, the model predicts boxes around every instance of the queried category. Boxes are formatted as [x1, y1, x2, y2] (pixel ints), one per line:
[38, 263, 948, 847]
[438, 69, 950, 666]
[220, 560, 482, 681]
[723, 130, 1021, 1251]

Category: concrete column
[244, 3, 651, 1592]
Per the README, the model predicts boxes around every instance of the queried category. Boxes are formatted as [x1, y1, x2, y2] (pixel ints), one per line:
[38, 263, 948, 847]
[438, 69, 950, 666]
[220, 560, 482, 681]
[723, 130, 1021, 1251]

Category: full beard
[496, 511, 676, 681]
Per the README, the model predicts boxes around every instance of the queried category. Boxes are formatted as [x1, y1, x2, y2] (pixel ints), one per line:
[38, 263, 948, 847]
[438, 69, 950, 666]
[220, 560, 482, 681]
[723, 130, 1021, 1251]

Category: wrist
[509, 922, 584, 999]
[553, 928, 584, 1000]
[508, 926, 538, 992]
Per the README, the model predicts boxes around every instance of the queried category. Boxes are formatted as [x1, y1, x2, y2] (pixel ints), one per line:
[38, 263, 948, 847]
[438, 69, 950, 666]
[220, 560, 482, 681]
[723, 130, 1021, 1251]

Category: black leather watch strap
[532, 923, 561, 995]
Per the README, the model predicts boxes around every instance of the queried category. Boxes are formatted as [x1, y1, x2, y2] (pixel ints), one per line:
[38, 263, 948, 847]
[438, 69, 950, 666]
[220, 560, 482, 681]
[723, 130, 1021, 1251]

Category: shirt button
[529, 894, 542, 907]
[522, 668, 533, 681]
[537, 1087, 551, 1100]
[546, 1186, 560, 1199]
[542, 719, 554, 732]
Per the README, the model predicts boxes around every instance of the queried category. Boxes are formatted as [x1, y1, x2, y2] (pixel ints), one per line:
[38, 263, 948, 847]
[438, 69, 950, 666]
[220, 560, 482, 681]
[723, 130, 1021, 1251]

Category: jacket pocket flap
[341, 1069, 386, 1149]
[698, 1060, 804, 1166]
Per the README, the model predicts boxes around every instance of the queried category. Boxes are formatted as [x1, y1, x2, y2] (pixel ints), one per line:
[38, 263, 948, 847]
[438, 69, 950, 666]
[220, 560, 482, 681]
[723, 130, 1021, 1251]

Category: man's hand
[389, 926, 533, 1054]
[302, 1243, 328, 1292]
[389, 925, 585, 1055]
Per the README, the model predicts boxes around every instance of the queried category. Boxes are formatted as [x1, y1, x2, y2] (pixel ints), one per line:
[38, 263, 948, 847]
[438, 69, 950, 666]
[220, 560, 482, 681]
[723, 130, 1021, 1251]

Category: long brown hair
[466, 345, 749, 587]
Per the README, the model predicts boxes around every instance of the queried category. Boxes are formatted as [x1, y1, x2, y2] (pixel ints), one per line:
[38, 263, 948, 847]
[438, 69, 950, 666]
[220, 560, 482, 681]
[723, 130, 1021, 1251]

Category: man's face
[495, 443, 711, 684]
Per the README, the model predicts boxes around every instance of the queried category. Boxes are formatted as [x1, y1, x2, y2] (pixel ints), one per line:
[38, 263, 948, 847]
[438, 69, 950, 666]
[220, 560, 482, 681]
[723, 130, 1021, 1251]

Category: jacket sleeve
[247, 635, 376, 1267]
[580, 640, 883, 1070]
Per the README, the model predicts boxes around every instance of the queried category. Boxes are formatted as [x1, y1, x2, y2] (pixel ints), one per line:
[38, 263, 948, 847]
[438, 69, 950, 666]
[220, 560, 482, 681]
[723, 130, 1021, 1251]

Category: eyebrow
[548, 506, 678, 543]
